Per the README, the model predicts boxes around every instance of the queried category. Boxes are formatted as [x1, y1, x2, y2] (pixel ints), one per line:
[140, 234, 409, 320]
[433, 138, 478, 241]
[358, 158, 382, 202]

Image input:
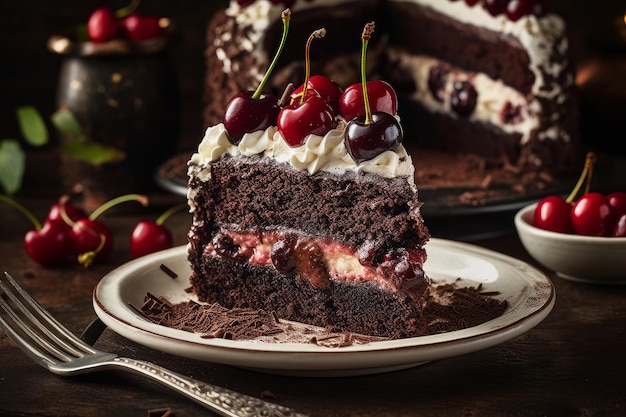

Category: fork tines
[0, 271, 95, 367]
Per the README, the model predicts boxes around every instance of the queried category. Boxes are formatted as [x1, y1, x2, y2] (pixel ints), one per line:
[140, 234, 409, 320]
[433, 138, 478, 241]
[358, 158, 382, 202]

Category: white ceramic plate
[93, 238, 555, 377]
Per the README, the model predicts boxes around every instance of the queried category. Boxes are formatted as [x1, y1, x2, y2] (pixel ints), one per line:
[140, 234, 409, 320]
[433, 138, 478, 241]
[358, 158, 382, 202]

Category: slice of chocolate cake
[187, 123, 431, 338]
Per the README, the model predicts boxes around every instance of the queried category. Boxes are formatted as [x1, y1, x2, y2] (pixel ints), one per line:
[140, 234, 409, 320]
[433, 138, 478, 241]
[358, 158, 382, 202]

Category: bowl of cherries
[514, 153, 626, 284]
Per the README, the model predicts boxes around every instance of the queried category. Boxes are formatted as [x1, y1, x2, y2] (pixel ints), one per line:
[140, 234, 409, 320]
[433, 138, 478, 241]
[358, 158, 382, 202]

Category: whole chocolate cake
[203, 0, 580, 193]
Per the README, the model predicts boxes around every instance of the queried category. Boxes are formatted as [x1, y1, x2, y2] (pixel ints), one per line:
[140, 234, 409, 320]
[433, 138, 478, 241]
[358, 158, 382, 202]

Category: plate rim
[93, 239, 555, 374]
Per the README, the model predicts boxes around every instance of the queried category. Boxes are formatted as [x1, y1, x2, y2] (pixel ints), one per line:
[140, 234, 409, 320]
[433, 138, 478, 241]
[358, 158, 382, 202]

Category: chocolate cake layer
[199, 155, 429, 250]
[387, 2, 534, 94]
[187, 256, 426, 338]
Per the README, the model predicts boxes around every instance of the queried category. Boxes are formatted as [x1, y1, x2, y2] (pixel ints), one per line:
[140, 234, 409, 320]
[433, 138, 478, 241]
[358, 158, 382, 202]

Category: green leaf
[0, 140, 26, 195]
[59, 141, 126, 165]
[51, 109, 82, 136]
[16, 106, 48, 147]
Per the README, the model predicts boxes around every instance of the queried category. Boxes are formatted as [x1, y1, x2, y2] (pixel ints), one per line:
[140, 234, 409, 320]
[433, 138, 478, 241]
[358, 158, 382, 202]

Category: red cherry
[121, 13, 163, 43]
[344, 112, 403, 163]
[465, 0, 480, 6]
[607, 191, 626, 215]
[223, 91, 280, 144]
[87, 7, 121, 43]
[571, 193, 617, 237]
[612, 214, 626, 237]
[291, 75, 343, 113]
[483, 0, 508, 16]
[71, 219, 114, 266]
[46, 201, 87, 229]
[532, 195, 573, 233]
[221, 10, 290, 144]
[339, 80, 398, 122]
[278, 94, 336, 147]
[506, 0, 534, 21]
[450, 81, 478, 117]
[24, 221, 72, 267]
[130, 221, 173, 258]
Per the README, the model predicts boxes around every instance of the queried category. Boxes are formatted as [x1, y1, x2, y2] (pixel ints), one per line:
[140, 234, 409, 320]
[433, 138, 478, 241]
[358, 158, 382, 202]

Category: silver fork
[0, 271, 308, 417]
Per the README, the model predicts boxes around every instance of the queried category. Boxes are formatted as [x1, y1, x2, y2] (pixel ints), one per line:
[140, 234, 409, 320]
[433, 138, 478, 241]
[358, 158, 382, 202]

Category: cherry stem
[0, 195, 42, 230]
[89, 194, 149, 221]
[252, 9, 291, 100]
[360, 22, 375, 125]
[278, 83, 295, 107]
[299, 28, 326, 106]
[116, 0, 141, 18]
[155, 203, 187, 226]
[565, 152, 596, 204]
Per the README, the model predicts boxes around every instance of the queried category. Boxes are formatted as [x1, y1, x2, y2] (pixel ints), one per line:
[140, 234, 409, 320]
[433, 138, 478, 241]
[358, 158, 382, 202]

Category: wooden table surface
[1, 152, 625, 417]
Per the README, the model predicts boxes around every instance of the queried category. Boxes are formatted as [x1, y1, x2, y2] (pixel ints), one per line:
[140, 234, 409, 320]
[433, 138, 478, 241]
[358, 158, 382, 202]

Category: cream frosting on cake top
[188, 122, 414, 183]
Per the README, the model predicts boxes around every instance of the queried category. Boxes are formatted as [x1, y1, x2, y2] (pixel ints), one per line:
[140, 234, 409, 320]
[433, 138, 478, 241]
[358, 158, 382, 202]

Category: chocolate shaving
[159, 264, 178, 279]
[140, 281, 507, 347]
[147, 407, 175, 417]
[142, 300, 284, 340]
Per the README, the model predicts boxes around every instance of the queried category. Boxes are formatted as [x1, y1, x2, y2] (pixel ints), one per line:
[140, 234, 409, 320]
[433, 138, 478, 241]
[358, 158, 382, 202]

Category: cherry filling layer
[204, 229, 428, 298]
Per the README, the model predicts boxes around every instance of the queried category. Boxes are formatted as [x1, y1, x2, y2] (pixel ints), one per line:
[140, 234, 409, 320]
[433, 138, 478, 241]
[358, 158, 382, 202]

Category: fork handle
[107, 357, 307, 417]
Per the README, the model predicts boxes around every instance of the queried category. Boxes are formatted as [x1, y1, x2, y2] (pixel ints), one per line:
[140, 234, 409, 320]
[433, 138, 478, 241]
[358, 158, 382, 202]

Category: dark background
[1, 0, 624, 156]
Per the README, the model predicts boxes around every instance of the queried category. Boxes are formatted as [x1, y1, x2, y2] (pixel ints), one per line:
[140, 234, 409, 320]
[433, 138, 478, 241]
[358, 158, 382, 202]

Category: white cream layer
[188, 122, 414, 181]
[389, 53, 542, 144]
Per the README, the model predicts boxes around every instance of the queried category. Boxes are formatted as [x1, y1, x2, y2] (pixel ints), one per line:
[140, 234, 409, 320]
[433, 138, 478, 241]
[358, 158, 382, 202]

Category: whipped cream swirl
[188, 123, 414, 181]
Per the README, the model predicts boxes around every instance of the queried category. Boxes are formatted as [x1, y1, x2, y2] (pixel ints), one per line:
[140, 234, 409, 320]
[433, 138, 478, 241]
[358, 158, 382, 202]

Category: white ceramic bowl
[514, 203, 626, 284]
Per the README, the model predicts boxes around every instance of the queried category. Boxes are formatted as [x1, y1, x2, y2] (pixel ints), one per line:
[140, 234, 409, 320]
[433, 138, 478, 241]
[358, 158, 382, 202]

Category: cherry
[500, 101, 523, 124]
[483, 0, 509, 16]
[212, 233, 246, 261]
[130, 221, 171, 258]
[533, 195, 573, 234]
[271, 234, 297, 273]
[465, 0, 480, 6]
[344, 22, 403, 163]
[278, 28, 336, 147]
[278, 95, 336, 147]
[291, 75, 343, 114]
[71, 218, 115, 266]
[427, 66, 448, 103]
[345, 112, 403, 163]
[223, 91, 281, 144]
[87, 7, 121, 43]
[223, 9, 290, 144]
[121, 13, 163, 43]
[130, 203, 185, 258]
[607, 192, 626, 215]
[24, 221, 72, 267]
[46, 197, 87, 229]
[506, 0, 534, 21]
[532, 152, 595, 234]
[338, 80, 398, 122]
[571, 192, 616, 237]
[450, 81, 478, 117]
[0, 195, 73, 267]
[64, 194, 148, 267]
[612, 214, 626, 237]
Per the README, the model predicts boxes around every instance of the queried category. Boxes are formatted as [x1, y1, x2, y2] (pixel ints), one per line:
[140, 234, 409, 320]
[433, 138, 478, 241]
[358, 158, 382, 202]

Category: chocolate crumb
[260, 390, 277, 400]
[160, 264, 178, 279]
[147, 407, 175, 417]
